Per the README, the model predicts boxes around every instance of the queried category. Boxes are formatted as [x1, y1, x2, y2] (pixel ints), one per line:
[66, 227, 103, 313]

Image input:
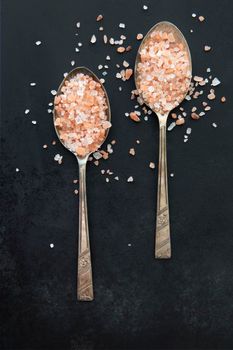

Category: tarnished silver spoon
[53, 67, 111, 300]
[135, 22, 192, 258]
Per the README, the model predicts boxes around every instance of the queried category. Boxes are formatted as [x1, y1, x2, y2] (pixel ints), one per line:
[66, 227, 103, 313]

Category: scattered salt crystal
[143, 5, 148, 10]
[54, 154, 63, 164]
[212, 122, 217, 128]
[76, 22, 80, 28]
[30, 82, 36, 86]
[106, 178, 110, 183]
[170, 173, 174, 177]
[127, 176, 134, 183]
[119, 23, 125, 28]
[71, 60, 75, 66]
[25, 109, 30, 115]
[93, 151, 102, 160]
[50, 243, 54, 248]
[199, 112, 205, 116]
[128, 243, 132, 247]
[75, 48, 80, 52]
[51, 90, 57, 96]
[211, 77, 221, 86]
[125, 112, 129, 117]
[32, 120, 37, 125]
[100, 78, 105, 84]
[102, 71, 107, 76]
[47, 109, 52, 114]
[74, 189, 79, 195]
[144, 116, 148, 121]
[103, 35, 108, 44]
[63, 72, 68, 77]
[35, 41, 41, 46]
[48, 102, 53, 106]
[16, 168, 20, 172]
[149, 162, 155, 169]
[186, 127, 192, 135]
[90, 35, 96, 44]
[114, 176, 119, 181]
[106, 55, 110, 60]
[43, 144, 47, 149]
[119, 86, 122, 91]
[207, 67, 211, 72]
[129, 148, 135, 156]
[192, 13, 196, 17]
[78, 42, 82, 47]
[98, 65, 103, 70]
[167, 122, 176, 131]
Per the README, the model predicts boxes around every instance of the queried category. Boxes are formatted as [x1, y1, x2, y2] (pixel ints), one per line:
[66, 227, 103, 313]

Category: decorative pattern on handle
[155, 120, 171, 259]
[77, 159, 94, 301]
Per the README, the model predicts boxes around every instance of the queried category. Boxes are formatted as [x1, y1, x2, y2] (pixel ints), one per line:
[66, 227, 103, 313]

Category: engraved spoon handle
[155, 118, 171, 259]
[77, 157, 94, 301]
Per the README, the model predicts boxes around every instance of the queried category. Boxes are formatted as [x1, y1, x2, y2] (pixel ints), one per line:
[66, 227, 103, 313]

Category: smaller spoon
[53, 67, 111, 300]
[135, 22, 192, 258]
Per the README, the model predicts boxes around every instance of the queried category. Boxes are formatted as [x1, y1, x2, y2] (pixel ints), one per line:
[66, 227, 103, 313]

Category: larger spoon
[135, 22, 192, 258]
[53, 67, 111, 300]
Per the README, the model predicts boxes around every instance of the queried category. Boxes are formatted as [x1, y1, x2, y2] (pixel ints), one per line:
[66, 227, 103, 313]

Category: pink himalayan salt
[54, 73, 111, 158]
[136, 29, 191, 114]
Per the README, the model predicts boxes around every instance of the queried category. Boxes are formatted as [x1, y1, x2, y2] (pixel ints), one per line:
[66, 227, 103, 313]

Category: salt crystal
[119, 23, 125, 28]
[211, 77, 221, 86]
[103, 35, 108, 44]
[98, 65, 103, 70]
[149, 162, 155, 169]
[127, 176, 134, 183]
[75, 48, 80, 52]
[76, 22, 80, 28]
[93, 151, 102, 160]
[78, 42, 82, 47]
[35, 41, 41, 46]
[47, 109, 52, 114]
[50, 243, 54, 248]
[30, 82, 36, 86]
[54, 154, 63, 164]
[170, 173, 174, 177]
[212, 122, 217, 128]
[71, 60, 75, 66]
[167, 122, 176, 131]
[106, 178, 109, 183]
[106, 55, 110, 60]
[192, 13, 196, 17]
[25, 109, 30, 114]
[186, 127, 192, 135]
[32, 120, 37, 124]
[143, 5, 148, 10]
[100, 78, 105, 84]
[128, 243, 132, 247]
[16, 168, 20, 172]
[114, 176, 119, 181]
[90, 35, 96, 44]
[51, 90, 57, 96]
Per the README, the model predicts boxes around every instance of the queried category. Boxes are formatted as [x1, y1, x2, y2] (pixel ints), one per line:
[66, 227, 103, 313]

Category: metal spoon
[135, 22, 192, 259]
[53, 67, 111, 300]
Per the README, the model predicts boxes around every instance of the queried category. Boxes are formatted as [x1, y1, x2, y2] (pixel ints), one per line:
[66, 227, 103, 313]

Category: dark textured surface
[1, 0, 233, 349]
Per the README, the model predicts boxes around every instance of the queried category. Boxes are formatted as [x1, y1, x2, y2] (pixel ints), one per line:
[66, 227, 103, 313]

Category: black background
[1, 0, 233, 349]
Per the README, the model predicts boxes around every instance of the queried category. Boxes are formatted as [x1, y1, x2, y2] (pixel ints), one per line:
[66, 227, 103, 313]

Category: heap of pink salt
[54, 73, 111, 158]
[136, 29, 191, 114]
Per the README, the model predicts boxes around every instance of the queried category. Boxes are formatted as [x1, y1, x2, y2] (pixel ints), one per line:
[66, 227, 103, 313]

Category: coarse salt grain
[143, 5, 148, 10]
[50, 243, 54, 248]
[30, 82, 36, 86]
[211, 77, 221, 86]
[90, 35, 96, 43]
[25, 109, 30, 114]
[54, 154, 63, 164]
[127, 176, 134, 183]
[149, 162, 155, 169]
[212, 122, 217, 128]
[32, 120, 37, 124]
[16, 168, 20, 172]
[119, 23, 125, 28]
[51, 90, 57, 96]
[35, 41, 41, 46]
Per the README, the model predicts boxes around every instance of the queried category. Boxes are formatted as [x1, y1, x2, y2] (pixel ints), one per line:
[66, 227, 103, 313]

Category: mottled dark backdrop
[1, 0, 233, 349]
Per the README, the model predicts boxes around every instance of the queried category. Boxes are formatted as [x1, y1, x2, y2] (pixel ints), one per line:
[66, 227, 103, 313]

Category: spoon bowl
[135, 21, 192, 258]
[53, 67, 111, 300]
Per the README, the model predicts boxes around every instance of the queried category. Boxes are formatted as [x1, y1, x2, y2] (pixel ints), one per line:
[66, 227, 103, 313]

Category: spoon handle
[155, 119, 171, 259]
[77, 158, 94, 301]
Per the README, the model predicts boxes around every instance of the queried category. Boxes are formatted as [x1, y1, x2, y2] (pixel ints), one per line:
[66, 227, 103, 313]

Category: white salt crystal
[76, 22, 80, 28]
[51, 90, 57, 96]
[106, 178, 110, 183]
[167, 122, 176, 131]
[143, 5, 148, 10]
[30, 82, 36, 86]
[106, 55, 110, 60]
[93, 151, 102, 160]
[98, 65, 103, 70]
[71, 60, 75, 66]
[35, 41, 41, 46]
[212, 122, 217, 128]
[75, 48, 80, 52]
[114, 176, 119, 181]
[119, 23, 125, 28]
[192, 13, 196, 17]
[54, 154, 63, 164]
[90, 35, 96, 43]
[186, 127, 192, 135]
[211, 77, 221, 86]
[32, 120, 37, 124]
[127, 176, 134, 183]
[50, 243, 54, 248]
[16, 168, 20, 172]
[25, 109, 30, 114]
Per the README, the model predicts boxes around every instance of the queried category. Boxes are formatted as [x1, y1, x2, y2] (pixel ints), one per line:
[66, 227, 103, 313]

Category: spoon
[135, 22, 192, 258]
[53, 67, 111, 300]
